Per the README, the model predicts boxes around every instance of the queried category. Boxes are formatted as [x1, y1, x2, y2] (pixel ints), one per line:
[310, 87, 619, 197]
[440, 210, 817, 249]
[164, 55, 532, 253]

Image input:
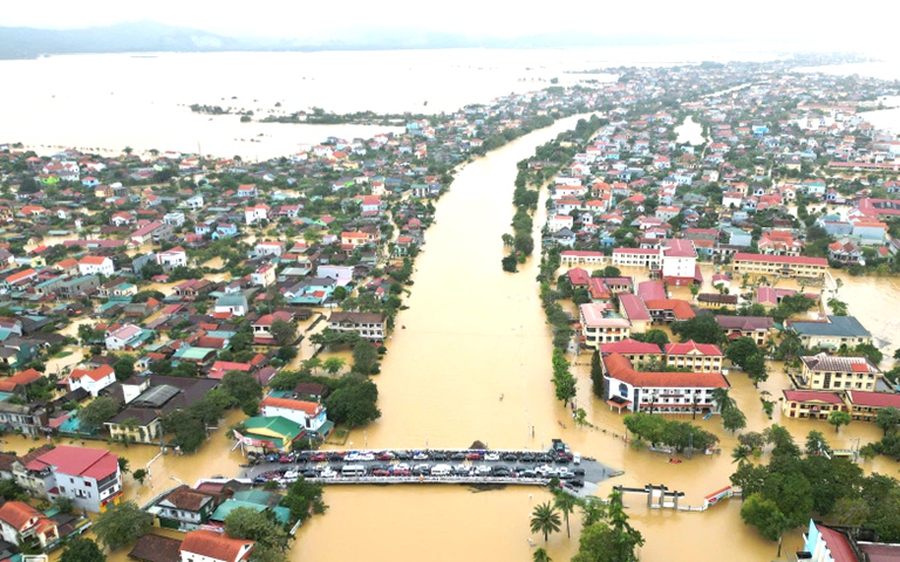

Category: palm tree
[533, 548, 552, 562]
[553, 489, 578, 538]
[731, 445, 751, 465]
[712, 388, 736, 414]
[530, 501, 561, 543]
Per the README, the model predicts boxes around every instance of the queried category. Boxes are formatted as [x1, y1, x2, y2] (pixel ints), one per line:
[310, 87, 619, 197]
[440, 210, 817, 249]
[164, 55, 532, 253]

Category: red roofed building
[617, 293, 652, 333]
[67, 364, 116, 396]
[665, 340, 723, 372]
[566, 268, 590, 287]
[0, 501, 59, 548]
[77, 255, 115, 277]
[599, 339, 662, 367]
[846, 390, 900, 421]
[260, 396, 328, 432]
[25, 445, 122, 512]
[602, 352, 728, 415]
[180, 530, 254, 562]
[209, 361, 252, 380]
[560, 250, 606, 266]
[781, 390, 845, 420]
[579, 304, 630, 348]
[643, 299, 696, 323]
[0, 368, 44, 394]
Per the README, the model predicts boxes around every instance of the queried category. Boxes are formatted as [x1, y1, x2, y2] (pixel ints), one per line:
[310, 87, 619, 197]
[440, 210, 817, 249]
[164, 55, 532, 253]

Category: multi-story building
[799, 352, 880, 391]
[787, 316, 873, 349]
[579, 304, 631, 348]
[77, 255, 115, 277]
[845, 390, 900, 421]
[714, 315, 774, 345]
[781, 390, 846, 420]
[664, 340, 723, 372]
[23, 446, 122, 512]
[327, 312, 386, 342]
[156, 246, 188, 269]
[602, 352, 728, 415]
[599, 339, 663, 368]
[180, 530, 254, 562]
[150, 485, 220, 531]
[732, 252, 827, 279]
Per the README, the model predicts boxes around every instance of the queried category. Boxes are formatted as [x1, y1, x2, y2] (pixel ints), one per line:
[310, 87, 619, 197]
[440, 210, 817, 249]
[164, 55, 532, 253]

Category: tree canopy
[93, 500, 153, 551]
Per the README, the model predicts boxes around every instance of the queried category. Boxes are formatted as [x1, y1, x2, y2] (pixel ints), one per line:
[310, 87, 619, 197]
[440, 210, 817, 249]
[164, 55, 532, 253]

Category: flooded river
[9, 115, 900, 561]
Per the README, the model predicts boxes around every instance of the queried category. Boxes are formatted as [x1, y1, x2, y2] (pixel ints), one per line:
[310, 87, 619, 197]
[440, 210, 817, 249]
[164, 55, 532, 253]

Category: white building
[180, 530, 254, 562]
[260, 396, 329, 432]
[23, 446, 122, 513]
[317, 264, 354, 286]
[603, 352, 728, 415]
[77, 256, 115, 277]
[156, 246, 188, 269]
[250, 265, 276, 287]
[163, 212, 186, 227]
[105, 324, 144, 350]
[67, 365, 117, 397]
[244, 204, 269, 225]
[660, 239, 697, 285]
[254, 241, 284, 258]
[186, 195, 204, 211]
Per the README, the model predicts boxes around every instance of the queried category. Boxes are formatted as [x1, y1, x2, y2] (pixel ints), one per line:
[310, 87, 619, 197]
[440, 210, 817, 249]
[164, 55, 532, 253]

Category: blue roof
[789, 316, 871, 338]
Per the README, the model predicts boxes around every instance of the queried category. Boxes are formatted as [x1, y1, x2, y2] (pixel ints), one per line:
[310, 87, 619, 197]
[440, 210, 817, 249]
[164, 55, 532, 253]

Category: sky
[0, 0, 895, 52]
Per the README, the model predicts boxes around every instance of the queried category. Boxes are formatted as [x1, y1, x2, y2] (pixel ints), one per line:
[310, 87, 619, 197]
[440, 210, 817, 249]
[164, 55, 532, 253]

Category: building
[799, 352, 880, 392]
[845, 390, 900, 421]
[787, 316, 873, 349]
[67, 364, 116, 397]
[714, 315, 774, 345]
[660, 239, 699, 286]
[327, 312, 386, 342]
[0, 501, 59, 549]
[214, 294, 249, 317]
[105, 323, 149, 351]
[156, 247, 188, 269]
[599, 339, 663, 368]
[250, 265, 276, 287]
[579, 304, 631, 348]
[260, 396, 328, 432]
[602, 352, 728, 415]
[23, 446, 122, 512]
[781, 390, 846, 420]
[77, 255, 115, 277]
[732, 252, 827, 279]
[617, 293, 652, 334]
[180, 530, 254, 562]
[799, 519, 900, 562]
[664, 340, 723, 372]
[234, 416, 306, 453]
[150, 485, 220, 531]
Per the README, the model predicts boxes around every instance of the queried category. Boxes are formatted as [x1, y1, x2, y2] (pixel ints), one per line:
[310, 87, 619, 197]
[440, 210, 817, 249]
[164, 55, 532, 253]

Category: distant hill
[0, 20, 243, 59]
[0, 20, 730, 60]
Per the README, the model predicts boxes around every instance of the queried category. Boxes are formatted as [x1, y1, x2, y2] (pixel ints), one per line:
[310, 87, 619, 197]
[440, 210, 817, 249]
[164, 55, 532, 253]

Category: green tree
[551, 348, 577, 406]
[590, 349, 604, 398]
[280, 477, 328, 524]
[224, 507, 290, 555]
[722, 407, 747, 433]
[642, 329, 669, 346]
[269, 318, 298, 346]
[553, 488, 578, 538]
[828, 410, 851, 433]
[324, 375, 381, 428]
[532, 547, 551, 562]
[93, 500, 153, 551]
[740, 494, 792, 557]
[804, 430, 831, 456]
[132, 468, 148, 485]
[0, 479, 28, 501]
[113, 355, 135, 381]
[725, 337, 759, 367]
[53, 495, 75, 514]
[670, 314, 725, 345]
[118, 456, 131, 475]
[322, 357, 346, 376]
[162, 409, 206, 453]
[351, 340, 379, 375]
[222, 370, 263, 404]
[60, 536, 106, 562]
[876, 407, 900, 436]
[78, 396, 121, 433]
[530, 501, 561, 542]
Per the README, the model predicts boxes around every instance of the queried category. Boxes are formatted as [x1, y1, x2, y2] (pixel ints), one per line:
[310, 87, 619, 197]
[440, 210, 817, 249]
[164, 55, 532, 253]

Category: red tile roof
[260, 396, 323, 416]
[600, 339, 662, 355]
[733, 252, 827, 266]
[27, 445, 118, 480]
[847, 391, 900, 409]
[603, 352, 728, 389]
[0, 501, 41, 530]
[782, 390, 843, 404]
[665, 340, 722, 357]
[643, 299, 696, 319]
[181, 530, 254, 562]
[816, 524, 857, 562]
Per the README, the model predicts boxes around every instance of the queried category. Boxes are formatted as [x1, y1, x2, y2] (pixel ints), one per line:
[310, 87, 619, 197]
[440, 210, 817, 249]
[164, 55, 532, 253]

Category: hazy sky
[0, 0, 894, 51]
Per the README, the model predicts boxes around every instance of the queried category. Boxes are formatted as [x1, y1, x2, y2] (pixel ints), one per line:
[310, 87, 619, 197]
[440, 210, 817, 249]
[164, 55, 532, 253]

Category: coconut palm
[530, 501, 561, 543]
[553, 489, 578, 538]
[731, 444, 751, 465]
[712, 388, 736, 414]
[533, 548, 552, 562]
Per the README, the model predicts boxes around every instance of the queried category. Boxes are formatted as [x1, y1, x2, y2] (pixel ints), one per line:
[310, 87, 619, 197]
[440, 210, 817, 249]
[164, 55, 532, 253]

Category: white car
[475, 465, 491, 475]
[344, 452, 360, 462]
[413, 452, 429, 461]
[358, 453, 375, 461]
[320, 468, 337, 478]
[573, 454, 581, 465]
[283, 470, 299, 479]
[483, 453, 500, 461]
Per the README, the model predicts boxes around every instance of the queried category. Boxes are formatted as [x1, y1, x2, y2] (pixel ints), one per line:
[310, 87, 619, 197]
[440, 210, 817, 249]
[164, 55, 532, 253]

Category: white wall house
[156, 246, 188, 269]
[77, 256, 115, 277]
[260, 396, 328, 432]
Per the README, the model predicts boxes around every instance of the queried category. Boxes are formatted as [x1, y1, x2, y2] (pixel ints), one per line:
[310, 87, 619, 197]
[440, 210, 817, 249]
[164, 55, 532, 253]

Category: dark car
[519, 453, 535, 463]
[572, 468, 585, 476]
[327, 452, 345, 462]
[432, 452, 448, 461]
[502, 453, 518, 462]
[536, 454, 553, 463]
[301, 469, 318, 478]
[555, 456, 570, 464]
[266, 453, 280, 463]
[569, 478, 584, 488]
[253, 476, 267, 486]
[395, 451, 411, 460]
[450, 452, 466, 460]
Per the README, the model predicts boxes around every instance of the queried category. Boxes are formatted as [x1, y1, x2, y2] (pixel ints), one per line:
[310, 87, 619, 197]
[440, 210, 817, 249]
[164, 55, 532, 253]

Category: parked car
[412, 452, 429, 461]
[466, 451, 483, 460]
[395, 451, 411, 460]
[310, 452, 327, 462]
[519, 453, 535, 462]
[358, 453, 376, 461]
[502, 453, 518, 462]
[483, 452, 500, 462]
[450, 452, 466, 460]
[377, 452, 395, 461]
